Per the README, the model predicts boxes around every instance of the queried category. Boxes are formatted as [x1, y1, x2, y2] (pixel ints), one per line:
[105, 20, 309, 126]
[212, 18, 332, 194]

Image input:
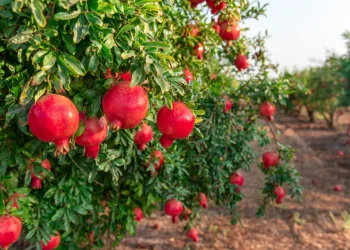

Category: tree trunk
[305, 105, 314, 122]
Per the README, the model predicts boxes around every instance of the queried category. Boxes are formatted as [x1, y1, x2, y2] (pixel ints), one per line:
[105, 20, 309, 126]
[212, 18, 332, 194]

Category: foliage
[0, 0, 302, 248]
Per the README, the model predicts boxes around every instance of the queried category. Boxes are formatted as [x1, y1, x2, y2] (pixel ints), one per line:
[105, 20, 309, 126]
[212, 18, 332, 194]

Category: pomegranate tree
[0, 215, 22, 249]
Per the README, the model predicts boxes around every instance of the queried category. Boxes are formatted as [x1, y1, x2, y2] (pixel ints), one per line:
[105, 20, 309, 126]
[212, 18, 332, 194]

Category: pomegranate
[234, 54, 249, 71]
[212, 22, 220, 33]
[219, 19, 240, 41]
[199, 192, 208, 208]
[134, 207, 143, 222]
[164, 198, 184, 223]
[186, 24, 199, 37]
[41, 232, 61, 250]
[149, 150, 164, 170]
[183, 69, 194, 83]
[337, 151, 344, 157]
[195, 43, 204, 60]
[102, 81, 149, 130]
[188, 0, 205, 8]
[211, 73, 217, 80]
[121, 72, 132, 81]
[206, 0, 226, 14]
[28, 94, 79, 156]
[334, 185, 342, 192]
[262, 152, 279, 169]
[184, 208, 192, 220]
[230, 172, 244, 187]
[75, 114, 108, 159]
[7, 193, 25, 209]
[187, 228, 199, 242]
[134, 123, 153, 150]
[157, 102, 195, 149]
[223, 97, 232, 112]
[0, 215, 22, 249]
[30, 159, 52, 189]
[260, 101, 275, 118]
[274, 186, 285, 204]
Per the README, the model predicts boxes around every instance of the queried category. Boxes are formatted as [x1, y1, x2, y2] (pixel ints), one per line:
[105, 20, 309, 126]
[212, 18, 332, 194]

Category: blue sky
[245, 0, 350, 72]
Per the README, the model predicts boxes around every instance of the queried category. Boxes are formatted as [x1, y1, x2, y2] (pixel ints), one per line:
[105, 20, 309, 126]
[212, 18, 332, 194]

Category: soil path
[117, 114, 350, 250]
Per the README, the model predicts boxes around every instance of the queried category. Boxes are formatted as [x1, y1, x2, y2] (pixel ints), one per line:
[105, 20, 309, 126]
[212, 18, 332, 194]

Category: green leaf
[51, 208, 65, 221]
[30, 0, 46, 27]
[7, 30, 33, 45]
[41, 52, 57, 71]
[75, 122, 85, 136]
[88, 53, 99, 73]
[25, 228, 37, 240]
[73, 15, 89, 43]
[101, 44, 113, 63]
[0, 0, 11, 6]
[43, 188, 56, 198]
[116, 18, 141, 37]
[85, 12, 103, 27]
[121, 50, 135, 60]
[31, 71, 47, 86]
[141, 42, 170, 49]
[151, 52, 175, 61]
[95, 2, 117, 14]
[62, 33, 76, 54]
[54, 10, 82, 20]
[130, 66, 145, 87]
[113, 158, 125, 166]
[67, 209, 77, 224]
[11, 187, 31, 195]
[170, 81, 184, 95]
[59, 52, 86, 76]
[135, 0, 161, 6]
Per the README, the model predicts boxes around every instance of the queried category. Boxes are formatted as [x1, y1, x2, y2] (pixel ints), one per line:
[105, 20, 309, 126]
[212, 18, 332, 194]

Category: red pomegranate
[28, 94, 79, 156]
[260, 102, 275, 118]
[0, 215, 22, 249]
[164, 198, 184, 223]
[133, 207, 143, 222]
[7, 193, 26, 209]
[219, 19, 240, 41]
[102, 81, 149, 130]
[188, 0, 205, 8]
[274, 186, 285, 204]
[206, 0, 226, 14]
[187, 228, 199, 242]
[121, 72, 132, 81]
[195, 43, 204, 60]
[199, 193, 208, 208]
[41, 232, 61, 250]
[262, 152, 278, 169]
[75, 114, 108, 159]
[334, 185, 342, 192]
[186, 24, 199, 37]
[211, 73, 217, 80]
[157, 102, 195, 149]
[234, 54, 249, 71]
[184, 69, 194, 83]
[134, 123, 153, 150]
[184, 208, 192, 220]
[223, 97, 232, 112]
[212, 22, 220, 33]
[149, 150, 164, 170]
[30, 159, 52, 189]
[230, 172, 244, 187]
[337, 151, 344, 157]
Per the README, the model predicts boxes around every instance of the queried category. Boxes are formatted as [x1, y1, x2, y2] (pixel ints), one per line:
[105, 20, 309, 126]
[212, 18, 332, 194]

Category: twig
[266, 119, 278, 149]
[69, 156, 103, 186]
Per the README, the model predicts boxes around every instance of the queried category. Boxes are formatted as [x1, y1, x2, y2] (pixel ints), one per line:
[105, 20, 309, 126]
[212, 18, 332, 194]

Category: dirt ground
[116, 113, 350, 250]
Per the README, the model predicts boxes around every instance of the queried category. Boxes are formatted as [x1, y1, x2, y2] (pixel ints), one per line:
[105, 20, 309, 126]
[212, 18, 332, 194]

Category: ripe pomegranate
[223, 97, 232, 112]
[262, 152, 279, 169]
[164, 198, 183, 223]
[41, 232, 61, 250]
[30, 159, 52, 189]
[212, 22, 220, 33]
[334, 185, 342, 192]
[75, 114, 108, 159]
[219, 19, 240, 41]
[157, 102, 195, 149]
[134, 207, 143, 222]
[260, 101, 276, 118]
[230, 172, 244, 187]
[274, 186, 285, 204]
[186, 24, 199, 37]
[183, 69, 194, 83]
[206, 0, 226, 14]
[187, 228, 199, 242]
[134, 123, 153, 150]
[121, 72, 132, 81]
[7, 193, 25, 209]
[149, 150, 164, 170]
[184, 208, 192, 220]
[102, 81, 149, 130]
[234, 54, 249, 71]
[199, 193, 208, 208]
[0, 215, 22, 249]
[28, 94, 79, 156]
[195, 43, 204, 60]
[188, 0, 204, 8]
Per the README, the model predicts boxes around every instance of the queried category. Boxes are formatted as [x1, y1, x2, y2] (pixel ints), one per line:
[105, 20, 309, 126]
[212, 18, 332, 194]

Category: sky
[245, 0, 350, 73]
